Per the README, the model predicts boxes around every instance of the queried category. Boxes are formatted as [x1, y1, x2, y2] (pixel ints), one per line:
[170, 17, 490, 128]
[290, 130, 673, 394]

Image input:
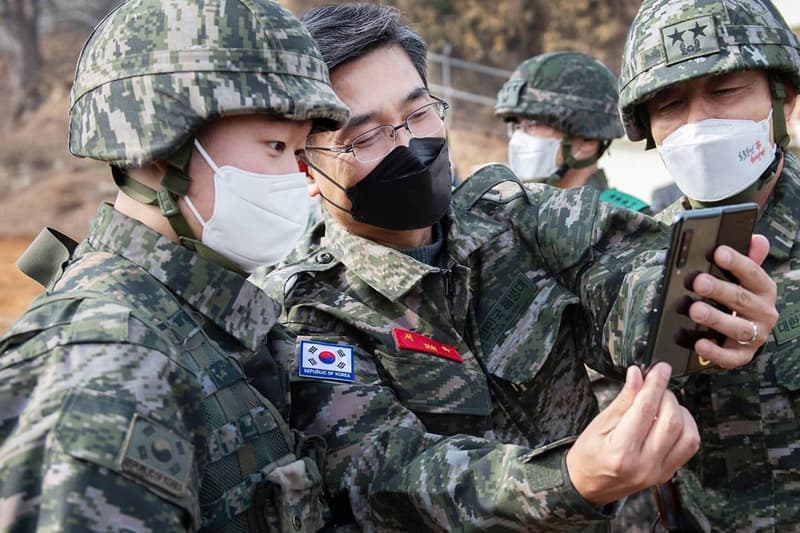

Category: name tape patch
[299, 340, 356, 382]
[774, 302, 800, 345]
[392, 327, 462, 363]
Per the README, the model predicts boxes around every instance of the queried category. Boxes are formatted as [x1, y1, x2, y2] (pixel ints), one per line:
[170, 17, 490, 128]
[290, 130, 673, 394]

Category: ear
[305, 167, 321, 198]
[784, 82, 797, 123]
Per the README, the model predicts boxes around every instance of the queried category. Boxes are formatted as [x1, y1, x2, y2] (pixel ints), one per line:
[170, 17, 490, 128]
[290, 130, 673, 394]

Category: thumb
[748, 234, 770, 266]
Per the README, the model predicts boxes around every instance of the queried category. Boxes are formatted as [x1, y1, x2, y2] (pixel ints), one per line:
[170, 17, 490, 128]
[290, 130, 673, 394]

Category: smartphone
[643, 203, 759, 376]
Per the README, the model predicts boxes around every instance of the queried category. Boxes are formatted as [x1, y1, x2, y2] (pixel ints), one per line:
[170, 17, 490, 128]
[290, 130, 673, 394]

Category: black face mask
[308, 137, 452, 231]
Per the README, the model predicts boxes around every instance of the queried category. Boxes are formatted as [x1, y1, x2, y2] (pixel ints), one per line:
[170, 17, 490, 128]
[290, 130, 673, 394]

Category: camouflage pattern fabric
[653, 151, 800, 532]
[517, 168, 610, 189]
[495, 52, 624, 140]
[619, 0, 800, 143]
[68, 0, 349, 167]
[261, 164, 672, 531]
[583, 169, 610, 191]
[0, 204, 326, 532]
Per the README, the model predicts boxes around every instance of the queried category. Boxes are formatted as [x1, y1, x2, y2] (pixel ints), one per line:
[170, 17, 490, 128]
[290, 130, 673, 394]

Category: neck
[555, 164, 599, 189]
[754, 153, 784, 211]
[328, 209, 433, 249]
[113, 191, 180, 242]
[358, 224, 433, 250]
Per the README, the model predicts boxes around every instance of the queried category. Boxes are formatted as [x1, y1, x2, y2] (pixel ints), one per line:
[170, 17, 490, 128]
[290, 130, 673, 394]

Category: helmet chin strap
[111, 140, 197, 241]
[555, 135, 609, 177]
[770, 75, 790, 150]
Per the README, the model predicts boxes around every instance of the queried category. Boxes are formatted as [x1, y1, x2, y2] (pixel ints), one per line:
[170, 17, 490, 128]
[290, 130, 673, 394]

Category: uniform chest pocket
[480, 296, 596, 441]
[480, 281, 579, 384]
[374, 348, 492, 435]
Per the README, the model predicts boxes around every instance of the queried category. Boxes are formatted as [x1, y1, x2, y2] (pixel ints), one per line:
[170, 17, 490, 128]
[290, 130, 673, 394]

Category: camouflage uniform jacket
[582, 168, 609, 191]
[265, 164, 668, 532]
[518, 168, 608, 190]
[0, 204, 325, 532]
[657, 152, 800, 532]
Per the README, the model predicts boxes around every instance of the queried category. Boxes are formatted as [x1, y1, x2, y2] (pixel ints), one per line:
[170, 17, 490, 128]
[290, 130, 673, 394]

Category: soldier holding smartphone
[620, 0, 800, 529]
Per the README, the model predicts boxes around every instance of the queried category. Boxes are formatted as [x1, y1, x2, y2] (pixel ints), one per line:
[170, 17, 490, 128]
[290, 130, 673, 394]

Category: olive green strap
[110, 140, 196, 241]
[16, 227, 78, 288]
[770, 76, 790, 150]
[179, 236, 247, 277]
[559, 135, 608, 171]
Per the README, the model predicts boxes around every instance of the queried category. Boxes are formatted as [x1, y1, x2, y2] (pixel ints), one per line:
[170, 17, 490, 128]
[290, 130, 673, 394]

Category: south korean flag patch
[299, 340, 356, 383]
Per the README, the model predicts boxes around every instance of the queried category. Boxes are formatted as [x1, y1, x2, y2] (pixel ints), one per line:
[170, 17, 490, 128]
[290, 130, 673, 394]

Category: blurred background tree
[0, 0, 118, 123]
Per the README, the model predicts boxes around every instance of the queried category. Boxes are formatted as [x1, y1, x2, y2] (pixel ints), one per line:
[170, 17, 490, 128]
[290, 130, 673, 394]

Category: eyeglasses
[306, 96, 449, 163]
[506, 118, 555, 139]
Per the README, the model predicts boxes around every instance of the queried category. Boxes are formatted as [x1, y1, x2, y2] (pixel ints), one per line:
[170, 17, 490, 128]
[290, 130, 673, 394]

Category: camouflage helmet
[495, 51, 624, 140]
[68, 0, 350, 167]
[620, 0, 800, 145]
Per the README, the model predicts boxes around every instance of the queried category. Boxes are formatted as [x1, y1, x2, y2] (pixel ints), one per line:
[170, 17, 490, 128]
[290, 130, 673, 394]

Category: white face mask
[657, 110, 776, 202]
[507, 129, 561, 181]
[184, 139, 309, 272]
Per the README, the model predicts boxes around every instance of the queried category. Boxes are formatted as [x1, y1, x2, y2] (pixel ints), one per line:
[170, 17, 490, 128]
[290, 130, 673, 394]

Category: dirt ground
[0, 236, 43, 334]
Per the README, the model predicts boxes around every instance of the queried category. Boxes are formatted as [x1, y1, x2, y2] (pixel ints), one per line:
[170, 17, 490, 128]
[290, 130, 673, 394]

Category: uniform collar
[585, 168, 609, 191]
[323, 218, 439, 301]
[323, 207, 506, 302]
[754, 150, 800, 262]
[87, 204, 279, 351]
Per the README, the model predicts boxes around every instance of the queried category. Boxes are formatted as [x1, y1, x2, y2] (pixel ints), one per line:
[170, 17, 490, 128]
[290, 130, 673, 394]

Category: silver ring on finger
[736, 320, 759, 345]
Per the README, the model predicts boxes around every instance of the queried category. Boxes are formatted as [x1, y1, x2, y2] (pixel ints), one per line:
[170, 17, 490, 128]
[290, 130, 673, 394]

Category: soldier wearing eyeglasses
[256, 3, 779, 531]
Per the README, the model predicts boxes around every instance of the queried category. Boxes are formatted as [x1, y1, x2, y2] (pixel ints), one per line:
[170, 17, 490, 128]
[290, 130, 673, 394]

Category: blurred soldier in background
[259, 3, 777, 531]
[620, 0, 800, 530]
[0, 0, 348, 530]
[495, 51, 650, 213]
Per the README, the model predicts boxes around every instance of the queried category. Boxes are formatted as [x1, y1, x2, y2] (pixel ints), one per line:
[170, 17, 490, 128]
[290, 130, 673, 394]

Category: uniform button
[292, 515, 302, 530]
[316, 252, 333, 264]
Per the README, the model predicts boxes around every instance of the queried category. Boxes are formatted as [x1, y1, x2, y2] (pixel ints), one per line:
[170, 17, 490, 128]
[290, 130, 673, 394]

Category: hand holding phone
[643, 203, 759, 375]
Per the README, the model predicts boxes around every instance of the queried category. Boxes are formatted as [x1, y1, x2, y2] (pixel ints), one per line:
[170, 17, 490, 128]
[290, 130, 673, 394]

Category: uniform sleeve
[286, 315, 615, 532]
[0, 341, 203, 532]
[509, 184, 668, 373]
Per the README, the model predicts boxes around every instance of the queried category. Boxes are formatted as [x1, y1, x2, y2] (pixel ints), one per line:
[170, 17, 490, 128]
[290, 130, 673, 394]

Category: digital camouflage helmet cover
[619, 0, 800, 149]
[69, 0, 349, 166]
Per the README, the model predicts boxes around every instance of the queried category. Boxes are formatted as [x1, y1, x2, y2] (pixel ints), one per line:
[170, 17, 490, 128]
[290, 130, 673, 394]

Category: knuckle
[632, 469, 651, 489]
[659, 469, 678, 485]
[767, 277, 778, 299]
[743, 262, 761, 284]
[665, 412, 683, 435]
[765, 307, 780, 330]
[738, 322, 754, 343]
[735, 286, 752, 309]
[606, 451, 628, 477]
